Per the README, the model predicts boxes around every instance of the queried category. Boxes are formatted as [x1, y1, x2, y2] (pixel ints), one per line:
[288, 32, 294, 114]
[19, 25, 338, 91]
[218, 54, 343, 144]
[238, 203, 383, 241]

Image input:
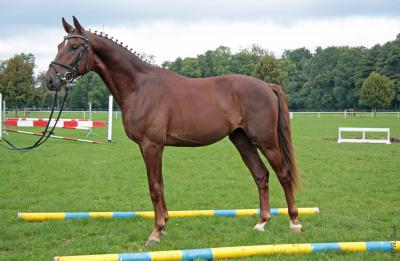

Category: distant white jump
[338, 127, 391, 144]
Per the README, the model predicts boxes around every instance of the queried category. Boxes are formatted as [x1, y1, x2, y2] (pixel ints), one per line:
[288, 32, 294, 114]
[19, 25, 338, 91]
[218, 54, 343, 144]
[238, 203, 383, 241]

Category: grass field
[1, 112, 399, 260]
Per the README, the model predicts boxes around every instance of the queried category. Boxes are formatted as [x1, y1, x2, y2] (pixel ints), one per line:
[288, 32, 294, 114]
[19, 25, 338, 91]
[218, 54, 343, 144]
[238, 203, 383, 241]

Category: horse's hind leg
[229, 129, 271, 232]
[257, 142, 302, 232]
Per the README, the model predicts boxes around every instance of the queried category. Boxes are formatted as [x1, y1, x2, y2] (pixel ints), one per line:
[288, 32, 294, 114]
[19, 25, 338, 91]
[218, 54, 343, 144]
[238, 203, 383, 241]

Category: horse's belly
[165, 121, 232, 147]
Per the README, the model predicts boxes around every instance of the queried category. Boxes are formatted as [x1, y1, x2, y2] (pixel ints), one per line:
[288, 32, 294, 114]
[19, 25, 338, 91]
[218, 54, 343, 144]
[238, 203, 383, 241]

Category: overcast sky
[1, 0, 400, 73]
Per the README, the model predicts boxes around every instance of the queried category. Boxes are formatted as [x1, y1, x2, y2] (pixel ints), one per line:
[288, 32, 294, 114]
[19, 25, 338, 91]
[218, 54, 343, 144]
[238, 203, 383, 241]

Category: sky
[1, 0, 400, 73]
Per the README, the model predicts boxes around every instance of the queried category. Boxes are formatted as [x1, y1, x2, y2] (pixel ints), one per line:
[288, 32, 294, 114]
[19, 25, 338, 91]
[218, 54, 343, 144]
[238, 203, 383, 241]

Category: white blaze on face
[64, 39, 69, 47]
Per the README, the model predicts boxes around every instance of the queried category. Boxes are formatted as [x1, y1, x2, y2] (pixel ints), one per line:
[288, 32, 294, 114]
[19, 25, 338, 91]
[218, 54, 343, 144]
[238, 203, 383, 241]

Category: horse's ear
[72, 16, 85, 34]
[62, 17, 73, 33]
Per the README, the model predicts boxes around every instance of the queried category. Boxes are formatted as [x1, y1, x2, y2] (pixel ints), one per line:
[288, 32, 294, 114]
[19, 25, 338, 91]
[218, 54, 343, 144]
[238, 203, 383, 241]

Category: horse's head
[45, 17, 92, 91]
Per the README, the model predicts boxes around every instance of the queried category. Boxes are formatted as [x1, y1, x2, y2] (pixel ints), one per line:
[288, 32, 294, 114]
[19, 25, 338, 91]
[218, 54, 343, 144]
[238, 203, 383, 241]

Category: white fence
[290, 111, 400, 118]
[338, 127, 391, 144]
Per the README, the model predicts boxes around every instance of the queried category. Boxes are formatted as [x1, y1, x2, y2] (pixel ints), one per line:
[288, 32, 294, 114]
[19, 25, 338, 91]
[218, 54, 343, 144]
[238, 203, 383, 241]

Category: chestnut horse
[45, 17, 302, 246]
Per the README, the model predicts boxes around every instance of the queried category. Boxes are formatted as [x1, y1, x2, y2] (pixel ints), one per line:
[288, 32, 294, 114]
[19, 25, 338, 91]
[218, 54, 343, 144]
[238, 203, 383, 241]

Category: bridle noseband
[50, 34, 89, 84]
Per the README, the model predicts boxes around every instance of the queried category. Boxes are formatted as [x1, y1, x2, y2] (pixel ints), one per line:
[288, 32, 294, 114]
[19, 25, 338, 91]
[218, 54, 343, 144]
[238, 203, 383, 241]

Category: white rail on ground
[338, 127, 391, 144]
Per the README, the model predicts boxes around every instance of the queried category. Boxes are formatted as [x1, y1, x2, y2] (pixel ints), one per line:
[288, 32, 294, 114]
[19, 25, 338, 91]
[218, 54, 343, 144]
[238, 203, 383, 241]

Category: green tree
[230, 45, 268, 75]
[209, 46, 232, 76]
[180, 58, 201, 78]
[332, 47, 364, 109]
[299, 47, 342, 110]
[354, 45, 381, 90]
[34, 71, 53, 108]
[197, 51, 214, 77]
[0, 53, 36, 115]
[68, 72, 110, 110]
[359, 72, 395, 116]
[253, 54, 285, 86]
[375, 37, 400, 108]
[162, 57, 183, 74]
[282, 47, 312, 67]
[0, 60, 5, 71]
[281, 48, 312, 109]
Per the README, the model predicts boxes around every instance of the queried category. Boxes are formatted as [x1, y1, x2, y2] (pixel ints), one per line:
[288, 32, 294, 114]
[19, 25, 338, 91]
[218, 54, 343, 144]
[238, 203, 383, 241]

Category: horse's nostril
[48, 77, 53, 84]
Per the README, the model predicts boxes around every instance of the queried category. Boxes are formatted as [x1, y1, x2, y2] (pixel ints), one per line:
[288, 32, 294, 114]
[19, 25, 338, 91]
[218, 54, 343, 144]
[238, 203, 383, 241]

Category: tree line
[1, 34, 399, 111]
[163, 35, 400, 111]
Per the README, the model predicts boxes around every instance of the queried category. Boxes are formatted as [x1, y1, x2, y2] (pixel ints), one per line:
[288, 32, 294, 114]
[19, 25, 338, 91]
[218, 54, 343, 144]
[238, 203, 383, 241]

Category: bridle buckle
[63, 71, 74, 83]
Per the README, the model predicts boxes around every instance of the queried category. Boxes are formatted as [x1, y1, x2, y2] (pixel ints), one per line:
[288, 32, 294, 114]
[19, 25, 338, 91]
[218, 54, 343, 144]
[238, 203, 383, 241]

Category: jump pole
[54, 241, 399, 261]
[107, 95, 113, 143]
[18, 207, 319, 221]
[5, 128, 102, 144]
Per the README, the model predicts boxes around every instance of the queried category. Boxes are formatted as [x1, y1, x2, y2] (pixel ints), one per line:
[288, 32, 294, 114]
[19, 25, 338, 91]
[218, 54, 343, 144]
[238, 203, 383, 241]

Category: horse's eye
[70, 45, 79, 51]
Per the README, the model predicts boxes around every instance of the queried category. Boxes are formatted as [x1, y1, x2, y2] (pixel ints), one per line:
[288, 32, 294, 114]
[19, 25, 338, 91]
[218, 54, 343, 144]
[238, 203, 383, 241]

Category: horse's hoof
[145, 239, 160, 248]
[290, 220, 303, 233]
[253, 222, 266, 232]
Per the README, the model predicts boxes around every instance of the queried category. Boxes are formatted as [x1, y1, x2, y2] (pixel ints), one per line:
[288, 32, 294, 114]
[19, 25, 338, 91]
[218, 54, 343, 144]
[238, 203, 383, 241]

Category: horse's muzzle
[45, 74, 62, 91]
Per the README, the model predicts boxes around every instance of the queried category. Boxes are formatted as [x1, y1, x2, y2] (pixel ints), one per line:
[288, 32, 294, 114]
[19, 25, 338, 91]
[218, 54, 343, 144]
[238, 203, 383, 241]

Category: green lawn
[0, 112, 399, 260]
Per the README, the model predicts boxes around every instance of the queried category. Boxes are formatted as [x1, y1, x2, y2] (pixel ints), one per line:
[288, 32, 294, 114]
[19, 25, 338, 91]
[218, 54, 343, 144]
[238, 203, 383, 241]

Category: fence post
[87, 102, 94, 137]
[2, 99, 5, 122]
[0, 93, 2, 140]
[89, 102, 92, 121]
[107, 95, 113, 143]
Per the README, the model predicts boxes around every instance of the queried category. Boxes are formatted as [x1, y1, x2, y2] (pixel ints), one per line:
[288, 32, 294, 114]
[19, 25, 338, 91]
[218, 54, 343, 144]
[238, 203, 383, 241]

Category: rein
[1, 34, 89, 152]
[0, 89, 69, 152]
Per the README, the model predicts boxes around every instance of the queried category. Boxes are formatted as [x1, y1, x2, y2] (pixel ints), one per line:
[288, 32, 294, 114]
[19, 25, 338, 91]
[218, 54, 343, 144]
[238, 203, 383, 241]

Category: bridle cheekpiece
[49, 34, 89, 84]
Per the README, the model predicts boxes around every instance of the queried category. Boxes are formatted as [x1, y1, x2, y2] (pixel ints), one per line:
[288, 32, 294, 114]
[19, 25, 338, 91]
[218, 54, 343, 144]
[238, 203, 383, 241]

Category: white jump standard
[338, 127, 391, 144]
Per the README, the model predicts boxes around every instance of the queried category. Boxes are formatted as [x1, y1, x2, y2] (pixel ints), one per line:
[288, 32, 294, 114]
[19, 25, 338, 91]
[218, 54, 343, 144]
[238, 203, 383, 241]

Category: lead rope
[0, 88, 69, 152]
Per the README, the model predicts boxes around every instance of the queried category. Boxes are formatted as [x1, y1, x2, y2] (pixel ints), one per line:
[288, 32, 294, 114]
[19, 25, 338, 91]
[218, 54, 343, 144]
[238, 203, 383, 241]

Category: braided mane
[88, 29, 158, 67]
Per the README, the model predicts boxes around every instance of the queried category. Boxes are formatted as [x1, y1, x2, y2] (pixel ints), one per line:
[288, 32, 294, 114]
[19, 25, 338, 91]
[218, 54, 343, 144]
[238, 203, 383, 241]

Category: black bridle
[0, 34, 90, 152]
[50, 34, 89, 84]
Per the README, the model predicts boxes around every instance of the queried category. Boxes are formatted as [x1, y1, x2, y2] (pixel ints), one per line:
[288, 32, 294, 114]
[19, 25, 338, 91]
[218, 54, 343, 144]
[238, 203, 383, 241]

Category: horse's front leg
[140, 141, 168, 247]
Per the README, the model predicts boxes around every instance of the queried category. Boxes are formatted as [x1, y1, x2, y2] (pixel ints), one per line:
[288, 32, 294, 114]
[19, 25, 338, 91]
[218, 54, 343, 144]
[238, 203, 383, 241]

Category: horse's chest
[121, 107, 167, 144]
[120, 110, 145, 142]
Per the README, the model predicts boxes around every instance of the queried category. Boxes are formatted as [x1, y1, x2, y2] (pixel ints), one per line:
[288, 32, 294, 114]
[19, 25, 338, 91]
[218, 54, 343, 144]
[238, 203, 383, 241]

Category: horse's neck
[90, 35, 154, 107]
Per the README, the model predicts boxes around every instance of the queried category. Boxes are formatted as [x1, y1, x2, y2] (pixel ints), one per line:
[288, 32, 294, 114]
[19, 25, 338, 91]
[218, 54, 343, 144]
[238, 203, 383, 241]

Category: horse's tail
[272, 86, 300, 191]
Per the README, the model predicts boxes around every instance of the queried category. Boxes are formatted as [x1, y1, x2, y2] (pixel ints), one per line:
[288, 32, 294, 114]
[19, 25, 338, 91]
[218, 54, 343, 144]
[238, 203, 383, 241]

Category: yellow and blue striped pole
[18, 207, 319, 222]
[54, 241, 399, 261]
